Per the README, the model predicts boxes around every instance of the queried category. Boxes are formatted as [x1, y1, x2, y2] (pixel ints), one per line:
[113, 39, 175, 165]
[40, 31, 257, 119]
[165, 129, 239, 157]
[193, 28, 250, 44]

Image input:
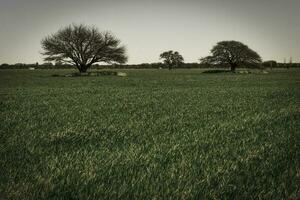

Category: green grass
[0, 69, 299, 199]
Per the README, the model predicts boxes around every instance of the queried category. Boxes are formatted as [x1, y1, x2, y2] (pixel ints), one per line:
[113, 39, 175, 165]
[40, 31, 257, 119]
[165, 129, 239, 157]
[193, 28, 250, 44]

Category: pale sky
[0, 0, 299, 64]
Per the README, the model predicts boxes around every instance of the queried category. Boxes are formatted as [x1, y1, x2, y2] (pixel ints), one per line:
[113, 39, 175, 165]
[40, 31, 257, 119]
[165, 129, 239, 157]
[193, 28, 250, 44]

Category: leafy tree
[200, 41, 262, 71]
[0, 63, 10, 69]
[41, 24, 127, 73]
[262, 60, 277, 69]
[159, 50, 184, 70]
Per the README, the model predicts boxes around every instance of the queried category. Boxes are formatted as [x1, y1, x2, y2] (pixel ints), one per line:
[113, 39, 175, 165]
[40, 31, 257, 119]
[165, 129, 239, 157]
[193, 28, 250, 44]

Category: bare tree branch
[41, 24, 128, 73]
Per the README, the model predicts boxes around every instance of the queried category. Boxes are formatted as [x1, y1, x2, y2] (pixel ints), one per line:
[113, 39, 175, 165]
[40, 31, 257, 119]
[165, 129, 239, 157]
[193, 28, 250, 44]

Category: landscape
[1, 0, 300, 199]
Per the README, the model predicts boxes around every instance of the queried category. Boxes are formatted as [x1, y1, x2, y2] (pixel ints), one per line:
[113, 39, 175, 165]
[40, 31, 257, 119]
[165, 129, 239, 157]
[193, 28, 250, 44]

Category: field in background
[0, 69, 299, 199]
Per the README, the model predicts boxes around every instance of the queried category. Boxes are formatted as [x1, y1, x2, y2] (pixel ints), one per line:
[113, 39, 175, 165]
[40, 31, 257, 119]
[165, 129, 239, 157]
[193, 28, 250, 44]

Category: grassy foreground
[0, 69, 299, 199]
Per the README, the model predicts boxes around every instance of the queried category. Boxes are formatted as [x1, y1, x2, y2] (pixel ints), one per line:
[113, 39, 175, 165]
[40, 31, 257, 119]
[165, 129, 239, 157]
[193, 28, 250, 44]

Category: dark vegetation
[202, 69, 235, 73]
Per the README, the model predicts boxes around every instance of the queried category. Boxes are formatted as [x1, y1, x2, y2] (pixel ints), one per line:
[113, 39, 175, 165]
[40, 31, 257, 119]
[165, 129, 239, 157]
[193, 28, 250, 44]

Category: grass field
[0, 69, 299, 199]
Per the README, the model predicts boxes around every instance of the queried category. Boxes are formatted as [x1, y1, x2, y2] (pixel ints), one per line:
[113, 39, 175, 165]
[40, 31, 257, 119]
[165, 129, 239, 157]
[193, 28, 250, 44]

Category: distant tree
[14, 63, 26, 68]
[159, 50, 184, 70]
[0, 63, 10, 69]
[200, 41, 262, 71]
[42, 62, 53, 66]
[41, 24, 127, 73]
[262, 60, 277, 69]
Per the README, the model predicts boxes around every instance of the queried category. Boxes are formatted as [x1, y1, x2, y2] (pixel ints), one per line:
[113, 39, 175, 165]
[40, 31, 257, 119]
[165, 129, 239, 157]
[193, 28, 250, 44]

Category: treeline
[0, 62, 213, 69]
[1, 61, 300, 69]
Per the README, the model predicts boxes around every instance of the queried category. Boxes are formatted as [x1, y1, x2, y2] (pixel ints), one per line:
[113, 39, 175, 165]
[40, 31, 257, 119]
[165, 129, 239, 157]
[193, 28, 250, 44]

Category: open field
[0, 69, 299, 199]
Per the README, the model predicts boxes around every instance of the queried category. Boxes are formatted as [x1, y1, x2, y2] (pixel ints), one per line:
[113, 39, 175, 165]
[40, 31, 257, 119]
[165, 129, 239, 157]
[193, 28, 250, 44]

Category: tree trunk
[79, 64, 88, 73]
[230, 63, 237, 72]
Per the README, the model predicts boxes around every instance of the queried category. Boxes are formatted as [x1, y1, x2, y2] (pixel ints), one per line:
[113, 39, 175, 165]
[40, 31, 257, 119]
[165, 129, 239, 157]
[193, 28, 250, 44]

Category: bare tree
[41, 24, 127, 73]
[159, 50, 184, 70]
[200, 41, 262, 71]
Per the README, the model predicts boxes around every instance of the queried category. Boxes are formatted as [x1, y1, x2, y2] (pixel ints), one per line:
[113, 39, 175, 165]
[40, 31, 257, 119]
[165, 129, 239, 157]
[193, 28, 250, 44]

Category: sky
[0, 0, 299, 64]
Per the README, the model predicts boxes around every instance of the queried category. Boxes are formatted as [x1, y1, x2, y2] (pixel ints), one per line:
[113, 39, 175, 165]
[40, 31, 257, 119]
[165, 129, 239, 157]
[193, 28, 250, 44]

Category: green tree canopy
[160, 50, 184, 70]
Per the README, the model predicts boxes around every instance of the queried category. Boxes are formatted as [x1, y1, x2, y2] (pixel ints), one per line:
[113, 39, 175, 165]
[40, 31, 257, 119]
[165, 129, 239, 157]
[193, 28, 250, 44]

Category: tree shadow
[202, 69, 233, 74]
